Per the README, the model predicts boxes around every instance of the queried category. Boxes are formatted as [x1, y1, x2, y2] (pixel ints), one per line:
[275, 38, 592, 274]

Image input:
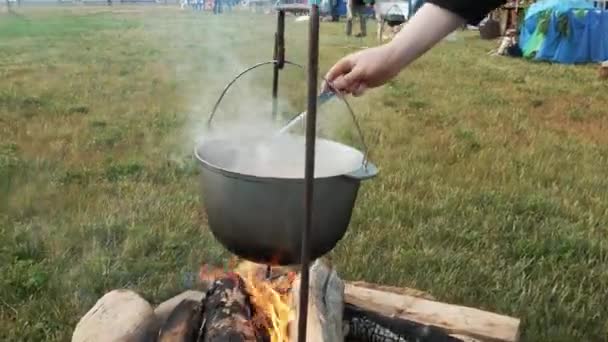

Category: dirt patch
[536, 96, 607, 145]
[508, 92, 608, 145]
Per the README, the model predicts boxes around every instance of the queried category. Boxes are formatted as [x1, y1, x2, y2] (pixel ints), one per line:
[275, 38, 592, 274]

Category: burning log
[157, 274, 265, 342]
[198, 274, 266, 342]
[234, 259, 519, 342]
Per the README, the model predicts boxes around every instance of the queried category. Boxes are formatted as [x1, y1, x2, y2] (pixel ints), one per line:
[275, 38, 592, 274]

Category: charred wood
[197, 274, 266, 342]
[344, 304, 464, 342]
[344, 283, 519, 342]
[158, 299, 203, 342]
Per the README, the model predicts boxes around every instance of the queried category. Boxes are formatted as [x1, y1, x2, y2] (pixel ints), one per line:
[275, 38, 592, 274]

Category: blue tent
[519, 0, 608, 64]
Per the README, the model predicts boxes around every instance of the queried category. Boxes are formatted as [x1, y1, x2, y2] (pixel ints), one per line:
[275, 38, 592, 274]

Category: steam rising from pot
[197, 134, 365, 179]
[142, 11, 361, 176]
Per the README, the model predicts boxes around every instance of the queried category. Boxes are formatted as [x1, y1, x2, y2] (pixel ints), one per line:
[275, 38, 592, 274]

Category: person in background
[346, 0, 375, 37]
[331, 0, 340, 22]
[225, 0, 233, 12]
[492, 28, 521, 57]
[321, 0, 332, 18]
[213, 0, 223, 14]
[327, 0, 506, 95]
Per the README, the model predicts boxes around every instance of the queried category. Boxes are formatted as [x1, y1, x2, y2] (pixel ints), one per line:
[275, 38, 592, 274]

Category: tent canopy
[519, 0, 608, 64]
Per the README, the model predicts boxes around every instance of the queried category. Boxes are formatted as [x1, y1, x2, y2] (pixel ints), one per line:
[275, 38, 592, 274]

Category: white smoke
[144, 8, 363, 178]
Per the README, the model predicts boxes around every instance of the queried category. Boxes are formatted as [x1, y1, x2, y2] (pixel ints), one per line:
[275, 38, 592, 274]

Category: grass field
[1, 6, 608, 341]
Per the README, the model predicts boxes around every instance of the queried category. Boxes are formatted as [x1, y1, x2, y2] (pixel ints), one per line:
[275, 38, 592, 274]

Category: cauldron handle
[206, 60, 304, 128]
[278, 77, 373, 169]
[206, 62, 372, 169]
[321, 78, 373, 169]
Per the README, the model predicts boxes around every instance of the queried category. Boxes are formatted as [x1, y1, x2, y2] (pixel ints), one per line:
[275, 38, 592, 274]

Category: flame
[199, 260, 296, 342]
[238, 262, 297, 342]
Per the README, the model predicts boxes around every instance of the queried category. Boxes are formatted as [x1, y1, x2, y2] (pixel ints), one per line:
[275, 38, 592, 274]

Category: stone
[72, 289, 158, 342]
[154, 290, 205, 328]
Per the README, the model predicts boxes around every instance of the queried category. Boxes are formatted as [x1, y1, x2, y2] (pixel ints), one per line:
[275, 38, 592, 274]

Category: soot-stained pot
[194, 134, 377, 265]
[385, 13, 405, 27]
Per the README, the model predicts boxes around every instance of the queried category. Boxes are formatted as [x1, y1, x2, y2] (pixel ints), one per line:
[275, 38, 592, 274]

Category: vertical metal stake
[298, 4, 319, 342]
[272, 10, 285, 121]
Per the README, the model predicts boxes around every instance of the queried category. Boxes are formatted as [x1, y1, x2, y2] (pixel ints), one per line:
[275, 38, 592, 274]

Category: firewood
[347, 281, 434, 300]
[344, 303, 464, 342]
[344, 284, 520, 342]
[201, 259, 519, 342]
[290, 259, 344, 342]
[198, 274, 265, 342]
[155, 290, 205, 328]
[158, 299, 203, 342]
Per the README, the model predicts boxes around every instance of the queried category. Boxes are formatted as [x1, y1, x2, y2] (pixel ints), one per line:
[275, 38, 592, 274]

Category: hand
[324, 3, 467, 97]
[324, 44, 401, 96]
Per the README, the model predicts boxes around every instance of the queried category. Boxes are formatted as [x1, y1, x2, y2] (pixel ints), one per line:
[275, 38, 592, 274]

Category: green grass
[0, 11, 135, 39]
[1, 6, 608, 342]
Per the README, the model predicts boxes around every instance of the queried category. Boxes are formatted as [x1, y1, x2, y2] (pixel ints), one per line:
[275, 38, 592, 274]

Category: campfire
[150, 258, 520, 342]
[190, 259, 333, 342]
[71, 257, 521, 342]
[233, 261, 296, 342]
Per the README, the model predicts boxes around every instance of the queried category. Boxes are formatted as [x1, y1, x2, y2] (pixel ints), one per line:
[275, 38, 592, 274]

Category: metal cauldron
[383, 4, 406, 27]
[195, 136, 377, 265]
[195, 61, 378, 265]
[385, 13, 405, 27]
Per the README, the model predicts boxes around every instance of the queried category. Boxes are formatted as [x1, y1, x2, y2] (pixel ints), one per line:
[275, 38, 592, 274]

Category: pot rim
[193, 136, 377, 183]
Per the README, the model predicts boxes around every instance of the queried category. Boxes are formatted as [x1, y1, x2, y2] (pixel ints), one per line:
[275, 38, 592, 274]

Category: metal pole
[408, 0, 412, 19]
[298, 3, 319, 342]
[272, 10, 285, 121]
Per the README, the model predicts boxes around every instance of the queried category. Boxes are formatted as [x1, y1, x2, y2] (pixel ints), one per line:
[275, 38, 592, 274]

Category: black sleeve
[425, 0, 507, 25]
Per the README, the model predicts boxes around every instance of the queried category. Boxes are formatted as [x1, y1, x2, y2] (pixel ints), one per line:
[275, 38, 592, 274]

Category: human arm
[324, 0, 506, 96]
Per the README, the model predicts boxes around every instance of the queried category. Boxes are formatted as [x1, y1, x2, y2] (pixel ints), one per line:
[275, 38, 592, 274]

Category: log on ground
[344, 283, 520, 342]
[344, 303, 464, 342]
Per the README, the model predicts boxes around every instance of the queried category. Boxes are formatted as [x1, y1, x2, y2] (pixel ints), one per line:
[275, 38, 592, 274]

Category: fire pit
[71, 258, 522, 342]
[172, 259, 521, 342]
